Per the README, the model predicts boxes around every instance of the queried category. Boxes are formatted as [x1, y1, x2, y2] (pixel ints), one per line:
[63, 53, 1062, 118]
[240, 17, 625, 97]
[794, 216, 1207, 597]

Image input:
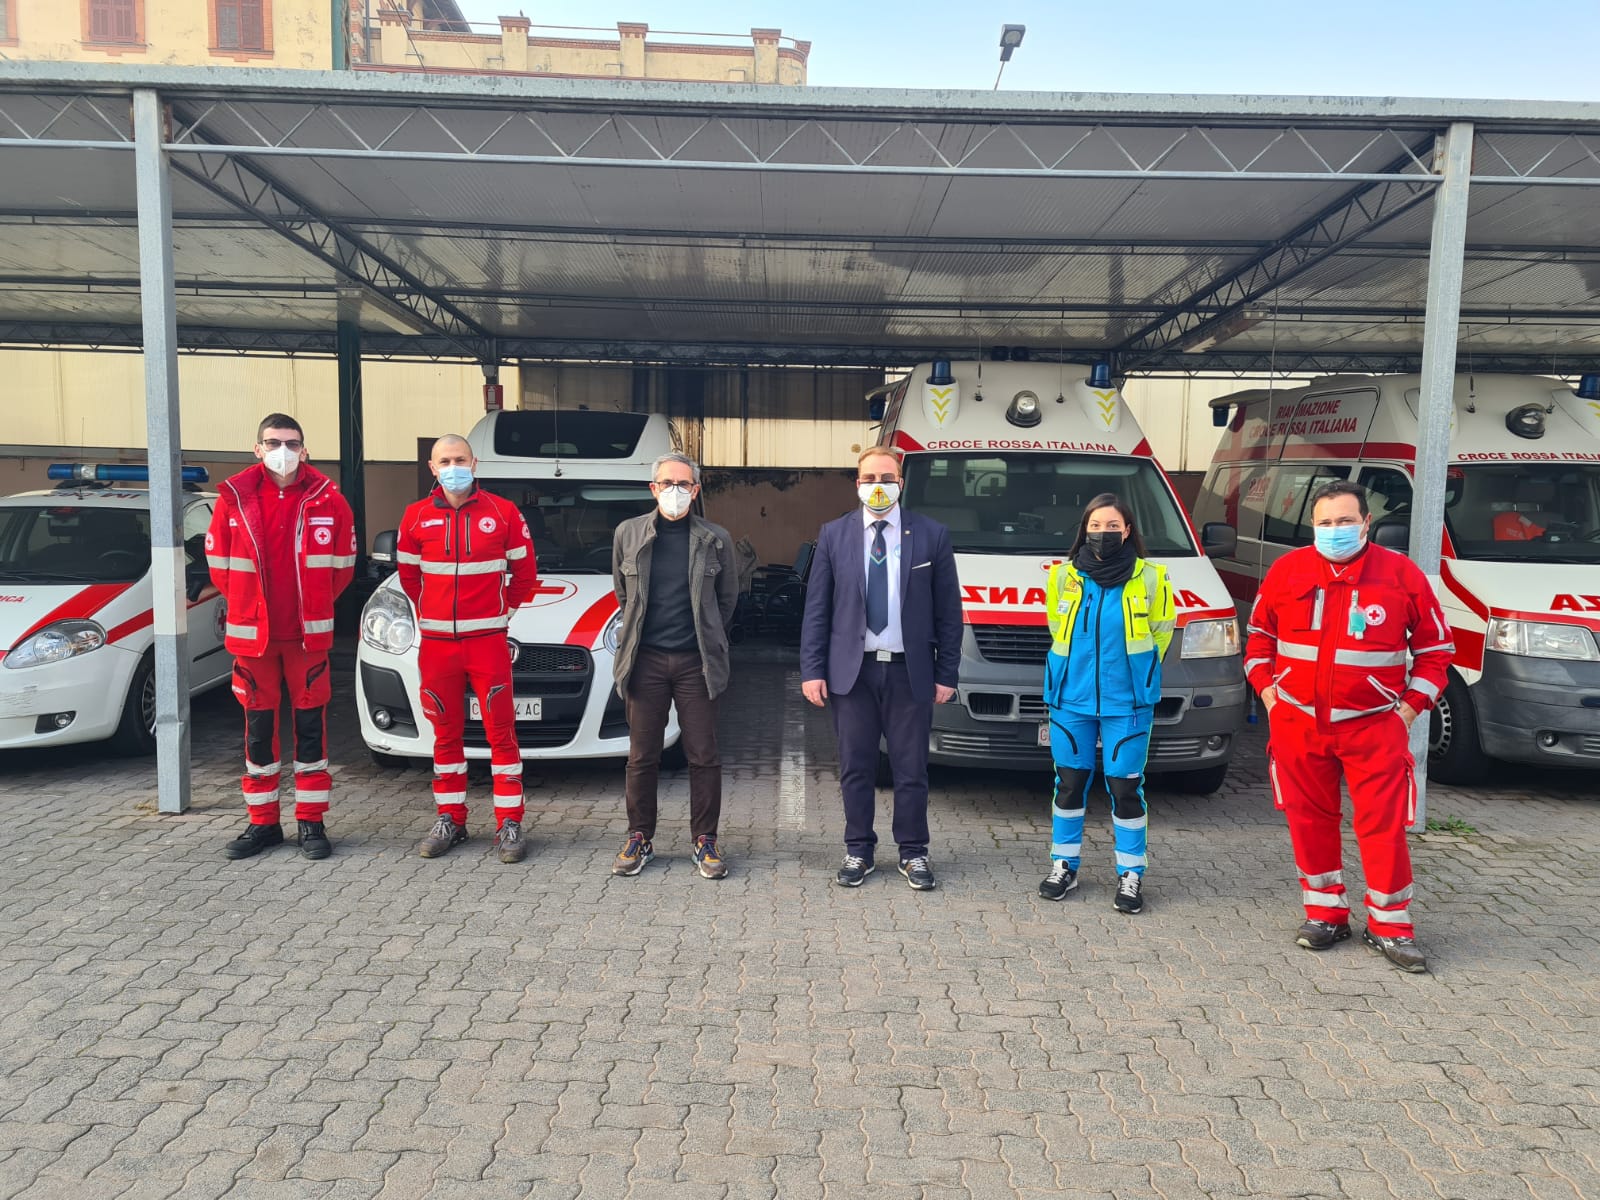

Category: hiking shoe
[694, 835, 728, 879]
[296, 820, 331, 860]
[1114, 871, 1145, 914]
[612, 832, 653, 876]
[835, 855, 874, 887]
[899, 856, 937, 891]
[1363, 929, 1428, 973]
[1296, 919, 1352, 951]
[1039, 860, 1079, 901]
[224, 822, 283, 860]
[495, 819, 528, 864]
[417, 815, 468, 859]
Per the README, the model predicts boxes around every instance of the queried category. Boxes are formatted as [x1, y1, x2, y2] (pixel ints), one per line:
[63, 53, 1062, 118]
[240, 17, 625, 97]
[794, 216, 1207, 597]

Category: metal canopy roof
[2, 63, 1600, 373]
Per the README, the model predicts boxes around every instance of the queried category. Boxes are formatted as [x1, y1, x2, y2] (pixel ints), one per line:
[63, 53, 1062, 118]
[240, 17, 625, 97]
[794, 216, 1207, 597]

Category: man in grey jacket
[611, 452, 739, 879]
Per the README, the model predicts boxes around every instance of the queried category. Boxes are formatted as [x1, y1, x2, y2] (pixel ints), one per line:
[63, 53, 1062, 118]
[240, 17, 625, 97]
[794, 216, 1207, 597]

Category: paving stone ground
[2, 643, 1598, 1199]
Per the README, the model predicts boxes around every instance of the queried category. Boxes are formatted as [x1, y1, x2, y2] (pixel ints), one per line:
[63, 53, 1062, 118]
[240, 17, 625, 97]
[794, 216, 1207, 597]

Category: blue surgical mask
[1314, 523, 1365, 562]
[437, 465, 474, 493]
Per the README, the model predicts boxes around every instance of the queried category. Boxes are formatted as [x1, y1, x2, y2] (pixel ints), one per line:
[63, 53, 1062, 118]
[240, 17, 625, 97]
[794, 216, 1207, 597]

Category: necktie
[867, 520, 888, 635]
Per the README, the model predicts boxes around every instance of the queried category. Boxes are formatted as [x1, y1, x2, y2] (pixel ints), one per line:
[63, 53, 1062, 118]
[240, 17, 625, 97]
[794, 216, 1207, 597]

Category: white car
[356, 411, 684, 766]
[0, 465, 232, 753]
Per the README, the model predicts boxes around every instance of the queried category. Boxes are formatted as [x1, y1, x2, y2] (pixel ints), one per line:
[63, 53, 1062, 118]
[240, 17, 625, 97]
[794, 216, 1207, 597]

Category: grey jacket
[612, 512, 739, 698]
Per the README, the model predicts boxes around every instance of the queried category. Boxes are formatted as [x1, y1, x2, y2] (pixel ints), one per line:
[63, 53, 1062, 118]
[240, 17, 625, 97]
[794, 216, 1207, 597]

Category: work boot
[1039, 860, 1078, 901]
[417, 815, 468, 859]
[612, 832, 653, 876]
[1296, 919, 1352, 951]
[297, 820, 332, 861]
[495, 819, 528, 864]
[1363, 929, 1428, 973]
[224, 822, 283, 861]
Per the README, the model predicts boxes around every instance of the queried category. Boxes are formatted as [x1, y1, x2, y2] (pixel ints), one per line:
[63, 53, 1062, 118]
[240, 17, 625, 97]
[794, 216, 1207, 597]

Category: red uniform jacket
[206, 462, 356, 656]
[396, 486, 537, 639]
[1244, 543, 1454, 727]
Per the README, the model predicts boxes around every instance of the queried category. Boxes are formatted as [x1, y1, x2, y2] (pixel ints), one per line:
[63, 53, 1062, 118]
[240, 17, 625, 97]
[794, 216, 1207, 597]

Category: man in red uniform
[1246, 481, 1454, 973]
[396, 434, 538, 863]
[208, 413, 356, 861]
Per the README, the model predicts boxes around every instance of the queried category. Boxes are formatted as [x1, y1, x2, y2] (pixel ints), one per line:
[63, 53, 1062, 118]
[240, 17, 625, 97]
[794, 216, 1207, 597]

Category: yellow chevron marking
[1588, 399, 1600, 417]
[1094, 390, 1118, 426]
[927, 385, 955, 424]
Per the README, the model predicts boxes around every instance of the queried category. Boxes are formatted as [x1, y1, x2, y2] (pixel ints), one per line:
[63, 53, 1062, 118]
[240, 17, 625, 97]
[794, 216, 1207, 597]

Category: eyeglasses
[654, 480, 695, 493]
[857, 474, 900, 485]
[261, 439, 303, 451]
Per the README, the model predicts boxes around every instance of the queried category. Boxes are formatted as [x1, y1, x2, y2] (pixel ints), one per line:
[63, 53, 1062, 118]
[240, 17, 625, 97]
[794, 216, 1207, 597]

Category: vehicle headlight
[4, 620, 105, 669]
[1181, 617, 1240, 659]
[601, 611, 622, 655]
[1486, 617, 1599, 661]
[361, 588, 416, 655]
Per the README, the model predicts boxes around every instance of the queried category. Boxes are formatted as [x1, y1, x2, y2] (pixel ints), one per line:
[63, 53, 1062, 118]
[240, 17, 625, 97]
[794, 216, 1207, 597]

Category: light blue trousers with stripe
[1048, 708, 1152, 875]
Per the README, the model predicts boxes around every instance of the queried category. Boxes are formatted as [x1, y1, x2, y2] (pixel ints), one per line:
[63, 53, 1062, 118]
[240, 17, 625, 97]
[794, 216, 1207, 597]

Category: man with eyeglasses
[207, 413, 356, 861]
[801, 445, 963, 890]
[609, 452, 739, 879]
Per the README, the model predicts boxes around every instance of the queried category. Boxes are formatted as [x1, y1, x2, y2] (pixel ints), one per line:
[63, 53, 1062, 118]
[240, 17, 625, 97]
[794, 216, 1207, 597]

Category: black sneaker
[417, 815, 469, 859]
[899, 856, 936, 891]
[495, 819, 528, 864]
[1296, 919, 1352, 951]
[297, 820, 332, 860]
[1113, 871, 1144, 914]
[224, 822, 283, 861]
[1039, 860, 1078, 901]
[1363, 929, 1428, 973]
[835, 855, 875, 887]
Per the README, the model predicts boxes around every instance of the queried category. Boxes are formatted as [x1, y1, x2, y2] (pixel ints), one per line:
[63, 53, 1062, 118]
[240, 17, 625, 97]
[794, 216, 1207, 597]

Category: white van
[0, 464, 231, 754]
[356, 411, 682, 766]
[875, 361, 1248, 792]
[1193, 372, 1600, 781]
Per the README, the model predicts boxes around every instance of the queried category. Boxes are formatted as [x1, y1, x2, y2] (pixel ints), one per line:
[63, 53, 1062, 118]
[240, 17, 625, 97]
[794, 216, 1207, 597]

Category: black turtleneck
[641, 513, 698, 652]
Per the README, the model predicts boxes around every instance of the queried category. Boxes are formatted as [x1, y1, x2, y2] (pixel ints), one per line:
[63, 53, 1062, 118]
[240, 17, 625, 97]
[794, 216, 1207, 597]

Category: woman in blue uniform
[1039, 493, 1175, 913]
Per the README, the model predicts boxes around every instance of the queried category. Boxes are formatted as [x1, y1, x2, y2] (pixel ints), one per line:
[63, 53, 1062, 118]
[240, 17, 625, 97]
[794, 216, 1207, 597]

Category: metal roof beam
[1115, 140, 1443, 366]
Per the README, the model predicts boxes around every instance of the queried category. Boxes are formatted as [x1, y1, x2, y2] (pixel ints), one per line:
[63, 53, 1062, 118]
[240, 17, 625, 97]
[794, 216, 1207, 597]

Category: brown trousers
[624, 647, 722, 841]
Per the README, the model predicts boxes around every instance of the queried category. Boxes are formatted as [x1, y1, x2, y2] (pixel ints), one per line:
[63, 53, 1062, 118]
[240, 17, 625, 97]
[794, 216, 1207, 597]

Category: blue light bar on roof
[48, 463, 209, 484]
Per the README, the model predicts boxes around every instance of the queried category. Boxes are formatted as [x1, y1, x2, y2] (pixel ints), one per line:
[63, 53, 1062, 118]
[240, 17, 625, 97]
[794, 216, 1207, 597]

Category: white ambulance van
[0, 463, 231, 754]
[356, 411, 682, 766]
[876, 361, 1248, 792]
[1193, 373, 1600, 782]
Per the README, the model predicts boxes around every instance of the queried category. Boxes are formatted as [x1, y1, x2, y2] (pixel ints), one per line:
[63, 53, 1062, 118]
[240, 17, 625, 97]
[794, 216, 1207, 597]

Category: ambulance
[1192, 373, 1600, 782]
[0, 464, 232, 753]
[356, 411, 683, 765]
[876, 361, 1247, 792]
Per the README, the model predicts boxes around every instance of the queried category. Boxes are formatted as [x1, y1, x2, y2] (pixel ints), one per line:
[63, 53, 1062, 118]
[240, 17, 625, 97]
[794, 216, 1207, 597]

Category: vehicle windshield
[482, 478, 658, 574]
[1445, 463, 1600, 562]
[901, 453, 1196, 556]
[0, 504, 152, 582]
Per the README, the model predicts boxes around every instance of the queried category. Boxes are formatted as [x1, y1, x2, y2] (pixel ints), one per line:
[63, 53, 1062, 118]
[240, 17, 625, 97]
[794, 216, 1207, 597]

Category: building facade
[0, 0, 339, 69]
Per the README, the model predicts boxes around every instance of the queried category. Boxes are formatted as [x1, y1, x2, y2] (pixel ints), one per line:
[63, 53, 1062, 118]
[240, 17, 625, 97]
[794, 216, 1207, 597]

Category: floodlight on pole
[994, 24, 1025, 89]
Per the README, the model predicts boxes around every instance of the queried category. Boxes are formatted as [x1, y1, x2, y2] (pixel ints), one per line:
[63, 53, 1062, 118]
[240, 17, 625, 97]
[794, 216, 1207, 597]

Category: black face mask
[1085, 530, 1124, 559]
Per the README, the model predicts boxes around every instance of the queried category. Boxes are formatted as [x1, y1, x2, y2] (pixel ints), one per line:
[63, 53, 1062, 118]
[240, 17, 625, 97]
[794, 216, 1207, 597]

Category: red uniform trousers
[231, 640, 333, 825]
[1267, 706, 1418, 937]
[418, 634, 523, 827]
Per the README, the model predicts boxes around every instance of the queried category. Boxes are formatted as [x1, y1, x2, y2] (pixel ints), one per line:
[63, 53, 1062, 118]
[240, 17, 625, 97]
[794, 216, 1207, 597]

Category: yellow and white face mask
[858, 482, 900, 513]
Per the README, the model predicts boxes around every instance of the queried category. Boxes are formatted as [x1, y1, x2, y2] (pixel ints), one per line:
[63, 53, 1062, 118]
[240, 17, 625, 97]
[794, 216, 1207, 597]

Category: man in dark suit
[800, 445, 964, 890]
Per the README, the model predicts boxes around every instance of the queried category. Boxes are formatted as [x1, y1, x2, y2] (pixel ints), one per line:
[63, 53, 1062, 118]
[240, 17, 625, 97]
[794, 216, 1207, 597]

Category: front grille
[967, 692, 1014, 717]
[1579, 735, 1600, 757]
[1147, 737, 1204, 762]
[514, 644, 588, 673]
[1017, 695, 1048, 719]
[972, 624, 1052, 666]
[936, 729, 1046, 757]
[464, 724, 578, 750]
[463, 643, 593, 750]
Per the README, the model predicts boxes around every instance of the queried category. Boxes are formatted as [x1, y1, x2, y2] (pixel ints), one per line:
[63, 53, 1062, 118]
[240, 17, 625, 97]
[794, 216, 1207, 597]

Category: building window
[85, 0, 141, 44]
[0, 0, 14, 42]
[214, 0, 268, 51]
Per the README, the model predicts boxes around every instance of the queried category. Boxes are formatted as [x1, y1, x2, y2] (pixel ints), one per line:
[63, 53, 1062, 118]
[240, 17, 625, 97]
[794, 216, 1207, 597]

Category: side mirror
[1211, 404, 1230, 428]
[1372, 521, 1409, 550]
[868, 397, 887, 422]
[370, 529, 398, 577]
[1200, 522, 1238, 558]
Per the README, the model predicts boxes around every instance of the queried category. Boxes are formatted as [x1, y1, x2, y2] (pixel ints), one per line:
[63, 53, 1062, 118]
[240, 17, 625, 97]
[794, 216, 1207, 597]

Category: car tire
[109, 653, 158, 757]
[661, 739, 688, 771]
[369, 749, 412, 770]
[1162, 762, 1230, 795]
[1428, 671, 1490, 785]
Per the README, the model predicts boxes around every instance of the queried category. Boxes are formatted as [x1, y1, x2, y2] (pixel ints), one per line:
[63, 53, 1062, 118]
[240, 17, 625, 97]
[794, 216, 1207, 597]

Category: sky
[449, 0, 1600, 100]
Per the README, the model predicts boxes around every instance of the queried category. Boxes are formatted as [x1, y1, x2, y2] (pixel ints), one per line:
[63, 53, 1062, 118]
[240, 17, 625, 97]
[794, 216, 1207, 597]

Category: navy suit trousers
[831, 657, 932, 861]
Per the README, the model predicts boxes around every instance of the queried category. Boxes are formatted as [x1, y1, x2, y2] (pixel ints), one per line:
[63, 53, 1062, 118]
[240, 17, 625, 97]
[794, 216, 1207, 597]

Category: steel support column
[134, 89, 191, 815]
[337, 318, 366, 562]
[1407, 120, 1474, 830]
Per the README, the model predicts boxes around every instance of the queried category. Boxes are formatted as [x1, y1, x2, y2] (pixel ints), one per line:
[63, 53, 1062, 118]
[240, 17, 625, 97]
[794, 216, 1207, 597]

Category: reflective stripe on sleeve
[395, 550, 423, 565]
[207, 555, 256, 572]
[1275, 640, 1318, 661]
[226, 623, 259, 640]
[505, 545, 529, 560]
[303, 619, 335, 635]
[1407, 677, 1442, 701]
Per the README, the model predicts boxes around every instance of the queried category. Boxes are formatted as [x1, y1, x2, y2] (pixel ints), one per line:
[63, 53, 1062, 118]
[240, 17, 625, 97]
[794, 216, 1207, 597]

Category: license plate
[470, 696, 542, 721]
[1037, 723, 1051, 747]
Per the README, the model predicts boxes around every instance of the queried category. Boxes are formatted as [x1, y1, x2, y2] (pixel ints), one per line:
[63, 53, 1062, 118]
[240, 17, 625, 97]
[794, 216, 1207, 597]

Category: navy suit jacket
[800, 508, 964, 703]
